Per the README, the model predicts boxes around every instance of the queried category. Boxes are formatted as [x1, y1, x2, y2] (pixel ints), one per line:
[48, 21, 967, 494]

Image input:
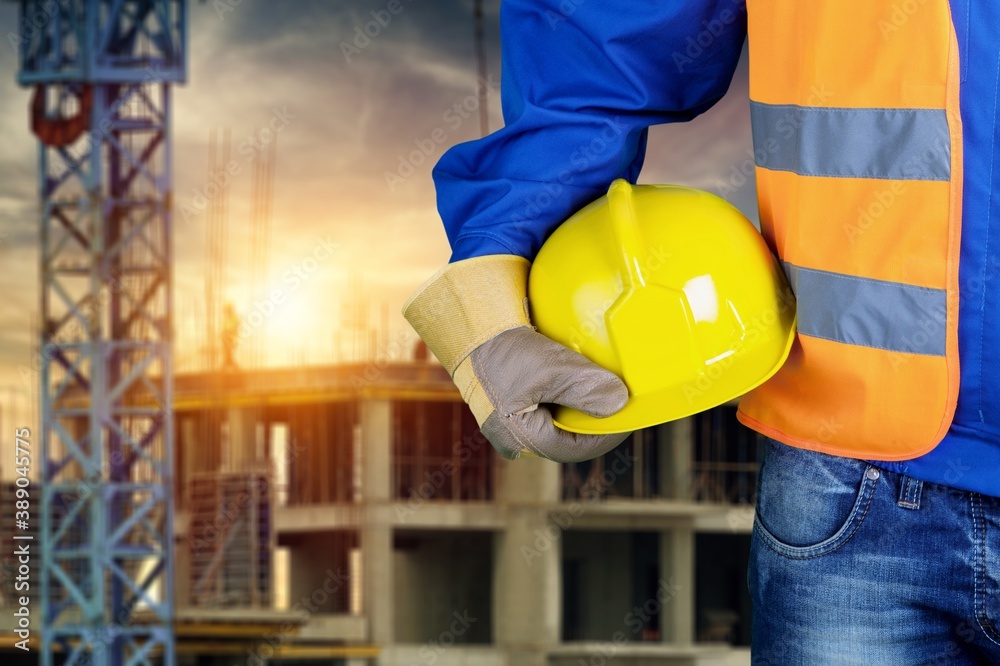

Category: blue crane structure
[12, 1, 187, 663]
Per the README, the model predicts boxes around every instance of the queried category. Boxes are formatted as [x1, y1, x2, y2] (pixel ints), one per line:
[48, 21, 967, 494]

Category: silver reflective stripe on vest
[750, 102, 951, 181]
[784, 263, 946, 356]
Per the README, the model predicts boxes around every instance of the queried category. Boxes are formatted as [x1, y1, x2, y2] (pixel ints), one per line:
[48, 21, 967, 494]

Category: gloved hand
[403, 255, 631, 462]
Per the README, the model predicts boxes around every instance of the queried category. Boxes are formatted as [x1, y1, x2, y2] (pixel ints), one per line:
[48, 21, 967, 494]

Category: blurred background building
[2, 350, 760, 665]
[0, 0, 761, 664]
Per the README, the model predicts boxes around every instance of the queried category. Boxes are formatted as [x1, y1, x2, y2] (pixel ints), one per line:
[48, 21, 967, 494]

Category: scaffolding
[187, 470, 274, 609]
[690, 406, 762, 505]
[0, 482, 39, 608]
[391, 399, 493, 503]
[560, 405, 763, 504]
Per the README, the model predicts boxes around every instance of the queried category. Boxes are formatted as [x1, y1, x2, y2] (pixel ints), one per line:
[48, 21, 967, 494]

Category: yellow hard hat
[528, 179, 796, 435]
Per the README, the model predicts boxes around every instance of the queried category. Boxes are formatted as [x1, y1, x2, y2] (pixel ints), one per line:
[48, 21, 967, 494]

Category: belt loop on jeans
[897, 475, 924, 510]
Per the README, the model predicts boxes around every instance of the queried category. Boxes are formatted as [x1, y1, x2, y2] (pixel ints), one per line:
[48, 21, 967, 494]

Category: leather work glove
[403, 255, 631, 462]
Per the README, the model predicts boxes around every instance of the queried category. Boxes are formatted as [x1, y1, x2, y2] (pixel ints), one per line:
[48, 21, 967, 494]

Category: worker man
[403, 1, 1000, 663]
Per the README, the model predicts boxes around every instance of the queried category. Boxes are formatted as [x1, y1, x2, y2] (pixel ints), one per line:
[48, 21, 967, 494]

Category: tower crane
[12, 1, 187, 664]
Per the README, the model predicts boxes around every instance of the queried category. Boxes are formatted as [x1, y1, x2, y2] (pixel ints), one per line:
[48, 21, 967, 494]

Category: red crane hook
[31, 84, 92, 147]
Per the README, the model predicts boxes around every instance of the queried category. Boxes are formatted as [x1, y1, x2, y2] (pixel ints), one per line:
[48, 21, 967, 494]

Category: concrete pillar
[360, 400, 394, 645]
[362, 522, 393, 644]
[493, 456, 561, 666]
[664, 418, 693, 500]
[361, 400, 391, 501]
[660, 527, 695, 646]
[495, 453, 560, 505]
[662, 416, 696, 645]
[224, 406, 256, 472]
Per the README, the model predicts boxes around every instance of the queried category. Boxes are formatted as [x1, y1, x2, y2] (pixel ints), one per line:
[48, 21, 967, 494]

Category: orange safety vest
[737, 0, 964, 460]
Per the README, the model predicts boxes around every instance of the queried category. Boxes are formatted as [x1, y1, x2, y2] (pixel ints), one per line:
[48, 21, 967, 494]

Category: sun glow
[227, 280, 336, 366]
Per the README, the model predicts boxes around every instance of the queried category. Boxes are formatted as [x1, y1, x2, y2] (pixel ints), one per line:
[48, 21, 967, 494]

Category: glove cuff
[402, 254, 531, 374]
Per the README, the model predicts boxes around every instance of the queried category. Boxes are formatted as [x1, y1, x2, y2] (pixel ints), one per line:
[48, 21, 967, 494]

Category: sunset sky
[0, 1, 754, 420]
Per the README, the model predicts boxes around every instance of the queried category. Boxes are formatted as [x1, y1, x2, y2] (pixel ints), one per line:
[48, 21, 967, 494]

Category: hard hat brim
[552, 316, 797, 435]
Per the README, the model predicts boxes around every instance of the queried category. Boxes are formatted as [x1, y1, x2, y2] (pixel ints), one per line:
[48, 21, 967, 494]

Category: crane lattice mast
[12, 1, 187, 663]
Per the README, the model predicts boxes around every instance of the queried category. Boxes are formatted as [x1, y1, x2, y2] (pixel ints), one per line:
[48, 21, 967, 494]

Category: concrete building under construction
[0, 1, 765, 663]
[2, 350, 757, 665]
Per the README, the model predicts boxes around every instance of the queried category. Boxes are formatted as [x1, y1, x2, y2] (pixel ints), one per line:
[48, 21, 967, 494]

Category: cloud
[0, 1, 756, 384]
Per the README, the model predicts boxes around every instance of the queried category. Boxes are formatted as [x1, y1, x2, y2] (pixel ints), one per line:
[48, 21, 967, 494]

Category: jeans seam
[974, 494, 1000, 646]
[897, 476, 923, 510]
[753, 467, 878, 560]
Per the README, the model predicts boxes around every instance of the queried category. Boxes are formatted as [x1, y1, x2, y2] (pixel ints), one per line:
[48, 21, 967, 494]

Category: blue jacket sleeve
[434, 0, 748, 262]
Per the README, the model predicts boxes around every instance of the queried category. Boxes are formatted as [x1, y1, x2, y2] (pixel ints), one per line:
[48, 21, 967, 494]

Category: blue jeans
[750, 437, 1000, 665]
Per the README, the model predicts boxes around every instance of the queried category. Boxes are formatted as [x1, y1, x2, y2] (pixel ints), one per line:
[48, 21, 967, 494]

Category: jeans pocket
[753, 437, 878, 559]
